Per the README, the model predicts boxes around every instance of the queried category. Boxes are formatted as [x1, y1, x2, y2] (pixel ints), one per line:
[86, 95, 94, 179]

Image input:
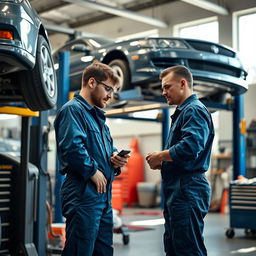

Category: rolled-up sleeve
[169, 106, 211, 164]
[55, 106, 98, 180]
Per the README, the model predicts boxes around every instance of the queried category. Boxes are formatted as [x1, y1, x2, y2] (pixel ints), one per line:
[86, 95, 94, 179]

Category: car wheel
[225, 228, 235, 239]
[109, 59, 131, 91]
[123, 234, 130, 245]
[21, 35, 57, 111]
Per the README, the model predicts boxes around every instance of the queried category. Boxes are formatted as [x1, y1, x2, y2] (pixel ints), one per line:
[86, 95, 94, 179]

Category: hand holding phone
[117, 149, 131, 157]
[113, 150, 130, 176]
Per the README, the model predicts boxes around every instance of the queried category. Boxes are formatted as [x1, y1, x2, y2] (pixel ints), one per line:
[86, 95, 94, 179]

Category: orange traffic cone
[220, 188, 229, 214]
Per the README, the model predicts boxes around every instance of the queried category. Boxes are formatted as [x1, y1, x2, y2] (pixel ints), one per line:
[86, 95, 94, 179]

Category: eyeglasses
[94, 78, 116, 94]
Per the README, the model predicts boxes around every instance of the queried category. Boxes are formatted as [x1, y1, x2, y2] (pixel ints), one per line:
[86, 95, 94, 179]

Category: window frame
[233, 7, 256, 84]
[173, 16, 218, 41]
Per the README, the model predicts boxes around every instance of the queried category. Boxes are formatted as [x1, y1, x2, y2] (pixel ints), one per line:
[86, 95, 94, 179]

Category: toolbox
[226, 183, 256, 238]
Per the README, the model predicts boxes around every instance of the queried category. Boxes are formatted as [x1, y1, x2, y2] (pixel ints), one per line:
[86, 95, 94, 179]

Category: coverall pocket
[72, 208, 100, 255]
[74, 210, 98, 240]
[81, 180, 100, 204]
[86, 128, 101, 154]
[61, 175, 85, 219]
[180, 175, 211, 211]
[170, 202, 193, 250]
[104, 130, 114, 158]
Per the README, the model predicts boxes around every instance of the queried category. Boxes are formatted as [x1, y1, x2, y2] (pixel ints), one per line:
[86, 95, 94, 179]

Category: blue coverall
[54, 94, 118, 256]
[161, 94, 214, 256]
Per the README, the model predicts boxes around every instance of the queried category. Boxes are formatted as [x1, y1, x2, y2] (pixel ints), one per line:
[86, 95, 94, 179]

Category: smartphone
[117, 149, 131, 157]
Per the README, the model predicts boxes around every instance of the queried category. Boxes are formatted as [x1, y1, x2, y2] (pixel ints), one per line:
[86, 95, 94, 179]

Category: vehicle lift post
[232, 94, 246, 179]
[160, 108, 170, 208]
[162, 108, 170, 149]
[30, 111, 49, 256]
[54, 51, 70, 223]
[0, 107, 40, 255]
[17, 116, 38, 255]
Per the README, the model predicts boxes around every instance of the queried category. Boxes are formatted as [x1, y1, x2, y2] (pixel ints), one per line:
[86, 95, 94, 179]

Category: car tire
[109, 59, 131, 91]
[21, 35, 57, 111]
[225, 228, 235, 239]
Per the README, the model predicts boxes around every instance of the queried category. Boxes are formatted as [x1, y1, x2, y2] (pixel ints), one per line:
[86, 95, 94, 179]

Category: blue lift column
[162, 108, 170, 149]
[232, 94, 246, 180]
[161, 108, 170, 208]
[54, 51, 70, 223]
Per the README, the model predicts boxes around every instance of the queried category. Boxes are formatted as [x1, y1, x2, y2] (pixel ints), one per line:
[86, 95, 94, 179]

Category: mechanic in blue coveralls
[146, 65, 214, 256]
[54, 61, 130, 256]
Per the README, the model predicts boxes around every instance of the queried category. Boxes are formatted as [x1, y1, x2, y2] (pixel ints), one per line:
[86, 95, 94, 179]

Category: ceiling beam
[62, 0, 168, 28]
[180, 0, 229, 15]
[44, 23, 103, 38]
[31, 1, 69, 14]
[68, 0, 172, 28]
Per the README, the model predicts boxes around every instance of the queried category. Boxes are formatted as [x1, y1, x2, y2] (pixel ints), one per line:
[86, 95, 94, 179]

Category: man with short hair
[146, 65, 214, 256]
[54, 61, 129, 256]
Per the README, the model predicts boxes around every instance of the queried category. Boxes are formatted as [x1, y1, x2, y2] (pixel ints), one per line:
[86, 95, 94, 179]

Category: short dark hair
[160, 65, 193, 89]
[82, 60, 120, 87]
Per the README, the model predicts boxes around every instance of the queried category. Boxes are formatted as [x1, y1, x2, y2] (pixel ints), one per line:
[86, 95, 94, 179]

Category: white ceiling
[30, 0, 172, 28]
[29, 0, 231, 36]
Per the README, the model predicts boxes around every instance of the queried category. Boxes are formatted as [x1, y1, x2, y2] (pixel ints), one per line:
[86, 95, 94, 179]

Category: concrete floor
[113, 208, 256, 256]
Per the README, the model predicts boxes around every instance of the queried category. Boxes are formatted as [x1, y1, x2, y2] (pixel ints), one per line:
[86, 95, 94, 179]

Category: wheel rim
[41, 45, 56, 98]
[111, 65, 124, 88]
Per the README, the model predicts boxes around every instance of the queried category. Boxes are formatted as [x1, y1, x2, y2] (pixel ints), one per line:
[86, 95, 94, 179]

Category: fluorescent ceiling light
[180, 0, 229, 15]
[63, 0, 168, 28]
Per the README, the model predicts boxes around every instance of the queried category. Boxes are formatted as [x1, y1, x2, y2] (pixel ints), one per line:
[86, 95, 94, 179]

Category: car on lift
[0, 0, 57, 111]
[0, 138, 20, 156]
[54, 35, 248, 102]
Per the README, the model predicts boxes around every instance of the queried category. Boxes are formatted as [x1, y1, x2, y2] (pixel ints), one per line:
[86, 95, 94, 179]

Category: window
[234, 8, 256, 84]
[173, 17, 219, 43]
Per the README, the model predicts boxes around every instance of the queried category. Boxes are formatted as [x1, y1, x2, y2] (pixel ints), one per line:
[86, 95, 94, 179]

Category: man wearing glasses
[54, 61, 129, 256]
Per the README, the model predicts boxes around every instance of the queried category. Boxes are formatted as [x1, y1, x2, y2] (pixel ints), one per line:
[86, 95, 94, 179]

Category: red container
[123, 138, 144, 206]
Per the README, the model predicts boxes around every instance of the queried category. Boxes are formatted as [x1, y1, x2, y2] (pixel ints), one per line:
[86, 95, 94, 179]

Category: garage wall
[244, 84, 256, 126]
[0, 116, 21, 139]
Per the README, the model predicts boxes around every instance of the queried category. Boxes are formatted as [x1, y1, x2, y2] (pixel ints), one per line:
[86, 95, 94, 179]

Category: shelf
[211, 168, 226, 175]
[246, 167, 256, 171]
[247, 147, 256, 150]
[247, 129, 256, 133]
[212, 154, 232, 159]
